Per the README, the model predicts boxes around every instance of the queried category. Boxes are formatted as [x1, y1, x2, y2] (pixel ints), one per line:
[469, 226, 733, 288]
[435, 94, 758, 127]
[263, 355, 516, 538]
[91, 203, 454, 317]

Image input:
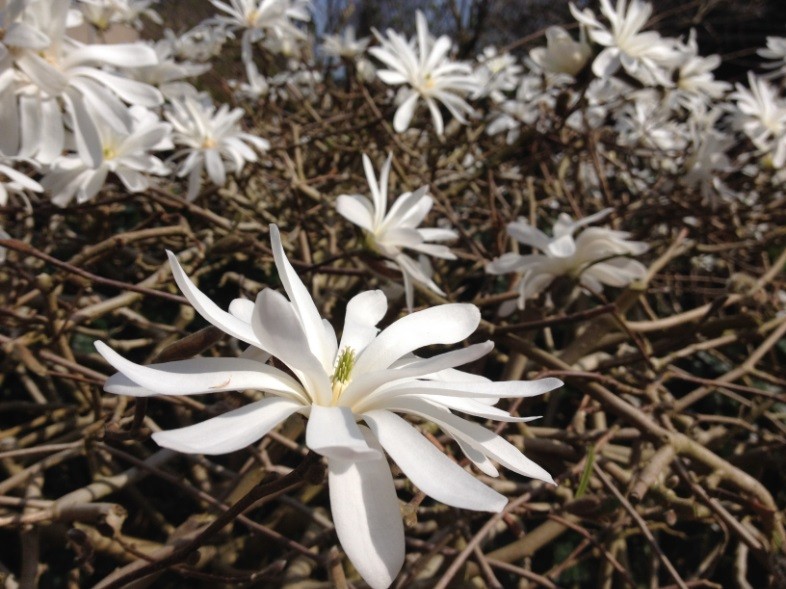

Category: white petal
[151, 397, 302, 454]
[251, 289, 332, 405]
[354, 304, 480, 374]
[96, 341, 306, 401]
[393, 91, 419, 133]
[166, 251, 262, 347]
[306, 405, 381, 461]
[328, 428, 405, 589]
[338, 290, 387, 355]
[389, 397, 555, 484]
[335, 194, 375, 232]
[269, 225, 335, 370]
[363, 410, 507, 511]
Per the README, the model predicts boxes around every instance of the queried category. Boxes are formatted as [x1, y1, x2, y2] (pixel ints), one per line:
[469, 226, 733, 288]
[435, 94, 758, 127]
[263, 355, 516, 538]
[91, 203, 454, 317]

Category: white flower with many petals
[668, 30, 729, 110]
[487, 209, 648, 309]
[95, 224, 561, 589]
[209, 0, 310, 66]
[41, 105, 171, 206]
[12, 0, 163, 166]
[336, 154, 457, 310]
[321, 25, 369, 59]
[471, 47, 523, 103]
[730, 73, 786, 168]
[759, 36, 786, 79]
[166, 96, 269, 200]
[369, 11, 480, 135]
[570, 0, 679, 86]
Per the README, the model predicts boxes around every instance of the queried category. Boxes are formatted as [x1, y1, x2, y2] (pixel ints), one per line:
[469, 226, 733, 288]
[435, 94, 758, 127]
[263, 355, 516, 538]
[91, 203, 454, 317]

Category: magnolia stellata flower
[369, 10, 480, 135]
[669, 30, 729, 110]
[209, 0, 310, 66]
[95, 224, 561, 589]
[730, 73, 786, 168]
[570, 0, 679, 87]
[13, 0, 163, 166]
[529, 26, 591, 78]
[42, 105, 172, 206]
[487, 209, 648, 310]
[166, 96, 270, 200]
[471, 47, 523, 103]
[759, 37, 786, 79]
[336, 154, 457, 310]
[321, 25, 370, 59]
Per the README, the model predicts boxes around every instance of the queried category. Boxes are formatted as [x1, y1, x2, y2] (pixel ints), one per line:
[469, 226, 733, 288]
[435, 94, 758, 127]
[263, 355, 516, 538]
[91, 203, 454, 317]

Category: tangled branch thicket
[1, 1, 786, 588]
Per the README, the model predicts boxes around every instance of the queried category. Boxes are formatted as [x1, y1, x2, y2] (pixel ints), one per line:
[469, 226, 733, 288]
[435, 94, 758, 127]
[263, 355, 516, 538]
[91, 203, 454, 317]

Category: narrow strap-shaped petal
[306, 406, 380, 461]
[389, 397, 555, 484]
[327, 427, 404, 589]
[338, 290, 387, 355]
[96, 341, 306, 401]
[354, 303, 480, 374]
[151, 397, 302, 454]
[251, 289, 332, 405]
[336, 194, 375, 232]
[269, 225, 335, 370]
[166, 251, 261, 348]
[363, 410, 507, 512]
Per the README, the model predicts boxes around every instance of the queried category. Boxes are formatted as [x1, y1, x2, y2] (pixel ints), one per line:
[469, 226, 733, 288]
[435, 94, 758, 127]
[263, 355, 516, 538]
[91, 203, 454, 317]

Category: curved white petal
[338, 290, 387, 355]
[354, 304, 480, 374]
[96, 341, 306, 401]
[166, 251, 261, 347]
[363, 410, 507, 512]
[336, 194, 375, 232]
[151, 397, 302, 454]
[328, 427, 405, 589]
[393, 91, 419, 133]
[306, 405, 381, 461]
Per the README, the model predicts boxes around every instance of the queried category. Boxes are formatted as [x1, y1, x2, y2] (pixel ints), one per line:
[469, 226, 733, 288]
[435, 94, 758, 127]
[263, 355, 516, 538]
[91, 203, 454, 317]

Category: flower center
[331, 347, 355, 404]
[202, 137, 217, 149]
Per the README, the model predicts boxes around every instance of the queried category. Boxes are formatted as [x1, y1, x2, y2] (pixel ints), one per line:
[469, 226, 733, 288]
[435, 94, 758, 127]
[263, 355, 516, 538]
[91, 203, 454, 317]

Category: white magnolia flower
[682, 113, 733, 202]
[759, 36, 786, 79]
[209, 0, 310, 66]
[13, 0, 162, 166]
[164, 25, 227, 62]
[668, 30, 729, 110]
[41, 105, 172, 206]
[730, 73, 786, 168]
[76, 0, 162, 31]
[529, 26, 591, 78]
[471, 47, 523, 103]
[369, 11, 480, 135]
[95, 224, 561, 589]
[336, 154, 457, 310]
[487, 209, 648, 309]
[321, 25, 369, 59]
[166, 96, 270, 200]
[570, 0, 679, 86]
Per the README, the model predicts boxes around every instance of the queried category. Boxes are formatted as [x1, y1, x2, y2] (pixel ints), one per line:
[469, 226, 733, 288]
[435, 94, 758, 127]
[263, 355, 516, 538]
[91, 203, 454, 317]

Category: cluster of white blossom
[2, 1, 785, 587]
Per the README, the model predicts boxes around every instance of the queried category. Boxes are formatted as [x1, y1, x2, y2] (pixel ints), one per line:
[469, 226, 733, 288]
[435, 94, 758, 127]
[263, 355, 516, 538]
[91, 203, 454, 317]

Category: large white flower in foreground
[730, 73, 786, 168]
[336, 154, 457, 310]
[95, 225, 561, 589]
[487, 209, 648, 310]
[369, 10, 480, 135]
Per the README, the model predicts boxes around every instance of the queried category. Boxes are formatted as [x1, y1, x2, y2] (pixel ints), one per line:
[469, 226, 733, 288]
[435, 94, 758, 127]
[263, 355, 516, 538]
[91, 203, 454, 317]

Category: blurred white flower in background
[95, 224, 561, 589]
[731, 73, 786, 168]
[76, 0, 162, 31]
[209, 0, 310, 67]
[487, 209, 648, 310]
[42, 105, 172, 206]
[472, 47, 523, 103]
[336, 154, 457, 310]
[166, 96, 270, 200]
[758, 36, 786, 79]
[570, 0, 679, 86]
[370, 10, 480, 135]
[529, 25, 591, 78]
[322, 25, 369, 59]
